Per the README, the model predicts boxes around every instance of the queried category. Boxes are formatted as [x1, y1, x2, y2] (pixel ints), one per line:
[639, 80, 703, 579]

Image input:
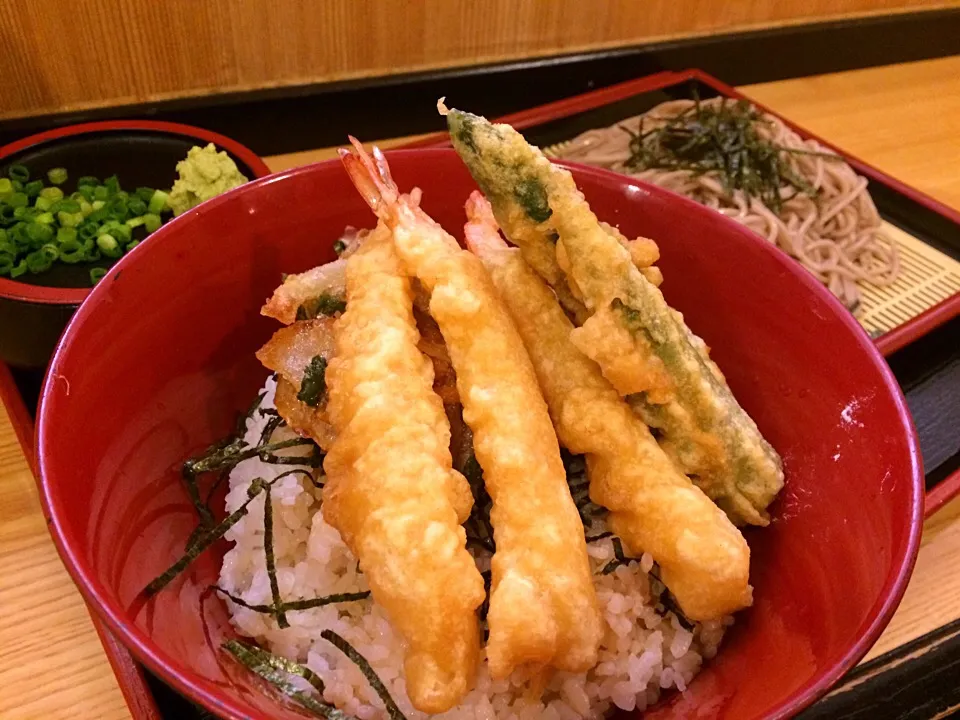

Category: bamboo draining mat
[860, 223, 960, 336]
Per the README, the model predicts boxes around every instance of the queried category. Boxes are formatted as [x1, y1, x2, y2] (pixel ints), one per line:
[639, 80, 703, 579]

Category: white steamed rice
[219, 377, 731, 719]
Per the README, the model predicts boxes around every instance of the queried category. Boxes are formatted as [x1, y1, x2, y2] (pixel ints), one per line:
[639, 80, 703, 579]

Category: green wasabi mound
[168, 143, 248, 216]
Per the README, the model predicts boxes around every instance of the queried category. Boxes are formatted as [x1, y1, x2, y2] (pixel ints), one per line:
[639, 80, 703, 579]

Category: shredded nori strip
[262, 483, 288, 628]
[145, 478, 268, 596]
[595, 538, 695, 628]
[648, 564, 696, 631]
[600, 537, 636, 575]
[238, 390, 267, 434]
[258, 413, 285, 447]
[624, 92, 837, 214]
[297, 355, 328, 407]
[478, 569, 493, 642]
[272, 467, 325, 490]
[223, 639, 353, 719]
[585, 531, 613, 543]
[562, 450, 606, 527]
[320, 630, 407, 720]
[462, 453, 495, 554]
[214, 586, 370, 614]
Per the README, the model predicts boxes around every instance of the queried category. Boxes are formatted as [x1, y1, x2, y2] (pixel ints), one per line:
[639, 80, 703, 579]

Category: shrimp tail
[338, 136, 399, 215]
[464, 191, 508, 258]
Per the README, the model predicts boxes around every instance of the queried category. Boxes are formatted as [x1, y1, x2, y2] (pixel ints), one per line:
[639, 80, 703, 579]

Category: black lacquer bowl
[0, 121, 270, 369]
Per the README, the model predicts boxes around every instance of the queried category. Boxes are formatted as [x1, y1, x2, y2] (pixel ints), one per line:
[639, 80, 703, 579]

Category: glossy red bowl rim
[35, 151, 925, 720]
[0, 119, 272, 307]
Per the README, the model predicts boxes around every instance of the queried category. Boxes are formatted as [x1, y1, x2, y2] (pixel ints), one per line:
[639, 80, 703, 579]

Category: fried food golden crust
[465, 192, 751, 620]
[256, 318, 338, 449]
[261, 261, 346, 324]
[339, 141, 602, 679]
[321, 226, 483, 714]
[448, 109, 784, 527]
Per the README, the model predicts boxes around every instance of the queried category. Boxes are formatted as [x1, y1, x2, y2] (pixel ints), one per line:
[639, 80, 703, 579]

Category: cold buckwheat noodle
[554, 98, 899, 310]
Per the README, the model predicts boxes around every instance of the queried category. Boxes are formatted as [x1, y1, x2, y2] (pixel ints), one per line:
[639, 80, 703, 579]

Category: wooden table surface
[1, 54, 959, 720]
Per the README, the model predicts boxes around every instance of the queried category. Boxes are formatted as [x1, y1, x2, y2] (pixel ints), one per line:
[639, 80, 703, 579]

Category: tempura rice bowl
[36, 150, 922, 720]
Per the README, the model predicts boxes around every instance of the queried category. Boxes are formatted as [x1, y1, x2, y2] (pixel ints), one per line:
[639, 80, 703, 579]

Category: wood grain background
[0, 0, 956, 121]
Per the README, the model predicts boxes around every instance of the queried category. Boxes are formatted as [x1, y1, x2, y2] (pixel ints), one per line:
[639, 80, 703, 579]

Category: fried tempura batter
[321, 225, 483, 714]
[465, 192, 751, 620]
[256, 318, 338, 449]
[444, 104, 661, 323]
[261, 260, 346, 325]
[340, 139, 602, 680]
[447, 108, 784, 527]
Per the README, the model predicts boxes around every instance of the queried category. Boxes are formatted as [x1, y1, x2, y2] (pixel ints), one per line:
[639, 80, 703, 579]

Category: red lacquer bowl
[36, 150, 923, 720]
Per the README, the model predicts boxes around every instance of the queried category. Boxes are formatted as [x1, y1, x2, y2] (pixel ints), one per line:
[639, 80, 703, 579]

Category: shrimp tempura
[465, 191, 752, 620]
[321, 224, 484, 714]
[340, 139, 602, 679]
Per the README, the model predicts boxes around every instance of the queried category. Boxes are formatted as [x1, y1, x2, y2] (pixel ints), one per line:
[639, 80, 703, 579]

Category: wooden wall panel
[0, 0, 955, 120]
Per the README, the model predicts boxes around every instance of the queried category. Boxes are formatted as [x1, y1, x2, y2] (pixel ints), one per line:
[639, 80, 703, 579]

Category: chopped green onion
[136, 187, 155, 203]
[39, 186, 63, 201]
[76, 185, 95, 202]
[0, 178, 12, 195]
[23, 180, 43, 198]
[86, 208, 108, 224]
[0, 206, 14, 224]
[25, 249, 53, 273]
[96, 233, 123, 258]
[126, 215, 146, 229]
[77, 175, 98, 188]
[26, 223, 54, 244]
[104, 175, 120, 194]
[9, 259, 27, 278]
[8, 192, 28, 208]
[127, 197, 147, 216]
[108, 197, 129, 220]
[125, 239, 140, 252]
[90, 267, 107, 284]
[147, 189, 169, 214]
[47, 167, 68, 185]
[34, 212, 55, 225]
[93, 185, 110, 201]
[78, 223, 98, 241]
[56, 226, 78, 245]
[34, 196, 53, 212]
[57, 210, 83, 228]
[40, 243, 59, 261]
[143, 213, 162, 232]
[8, 165, 29, 182]
[0, 255, 13, 275]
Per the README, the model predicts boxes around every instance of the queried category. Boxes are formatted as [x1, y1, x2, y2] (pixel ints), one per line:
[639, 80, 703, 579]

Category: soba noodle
[554, 99, 899, 310]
